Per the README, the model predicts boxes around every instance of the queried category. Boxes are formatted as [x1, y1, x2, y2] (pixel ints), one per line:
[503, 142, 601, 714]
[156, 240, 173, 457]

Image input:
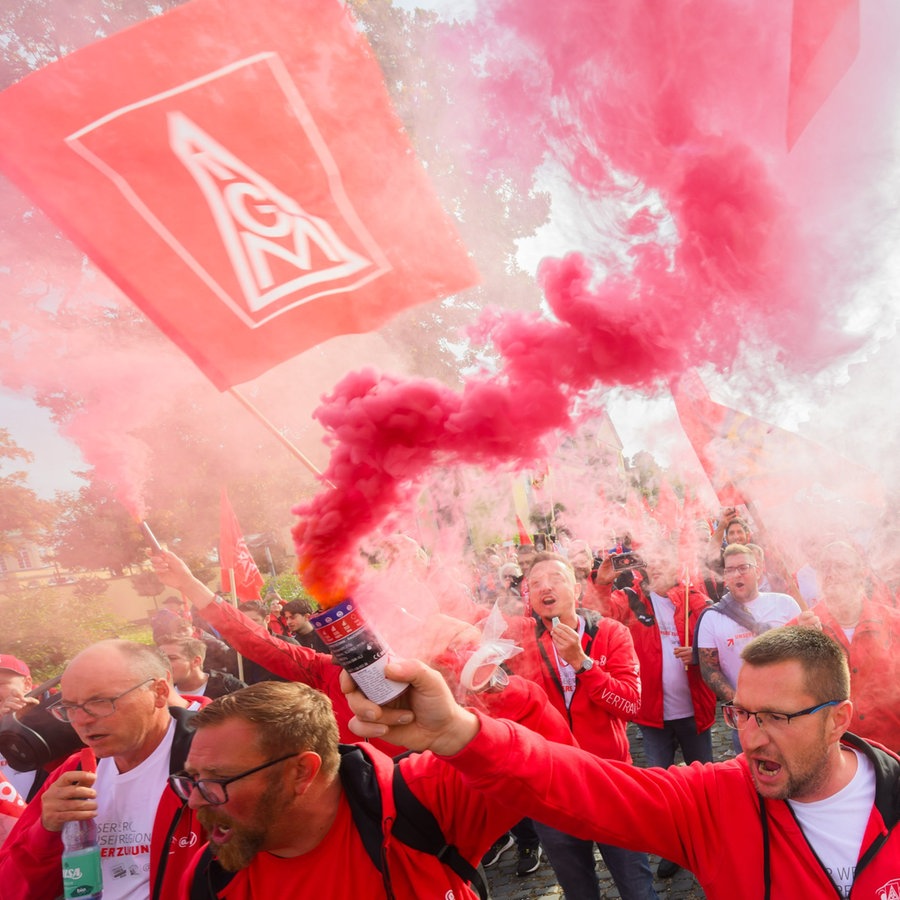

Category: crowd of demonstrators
[0, 558, 577, 899]
[345, 626, 900, 900]
[2, 502, 900, 898]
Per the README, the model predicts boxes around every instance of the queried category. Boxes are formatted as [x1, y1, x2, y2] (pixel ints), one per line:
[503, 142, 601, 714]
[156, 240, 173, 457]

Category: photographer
[0, 656, 43, 801]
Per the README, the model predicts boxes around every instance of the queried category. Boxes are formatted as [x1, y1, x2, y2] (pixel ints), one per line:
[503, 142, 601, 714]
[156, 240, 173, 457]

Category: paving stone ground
[485, 719, 736, 900]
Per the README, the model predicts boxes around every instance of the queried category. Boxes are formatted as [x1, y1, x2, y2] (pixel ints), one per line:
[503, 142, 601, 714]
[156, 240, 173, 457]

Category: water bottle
[61, 817, 103, 899]
[62, 749, 102, 899]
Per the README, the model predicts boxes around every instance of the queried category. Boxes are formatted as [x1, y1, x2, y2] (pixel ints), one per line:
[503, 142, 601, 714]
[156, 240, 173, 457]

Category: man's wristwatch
[576, 657, 594, 675]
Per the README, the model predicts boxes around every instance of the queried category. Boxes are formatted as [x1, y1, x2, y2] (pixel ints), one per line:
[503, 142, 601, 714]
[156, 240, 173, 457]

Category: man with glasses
[174, 679, 527, 899]
[0, 640, 202, 900]
[345, 626, 900, 900]
[695, 543, 800, 751]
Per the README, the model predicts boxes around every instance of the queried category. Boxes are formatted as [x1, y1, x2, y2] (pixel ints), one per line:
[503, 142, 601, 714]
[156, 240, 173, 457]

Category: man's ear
[292, 751, 323, 796]
[830, 699, 854, 740]
[151, 677, 171, 707]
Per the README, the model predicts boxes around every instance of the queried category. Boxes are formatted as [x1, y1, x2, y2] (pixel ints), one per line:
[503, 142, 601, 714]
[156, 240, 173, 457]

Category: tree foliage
[0, 429, 54, 554]
[0, 586, 126, 680]
[52, 477, 146, 574]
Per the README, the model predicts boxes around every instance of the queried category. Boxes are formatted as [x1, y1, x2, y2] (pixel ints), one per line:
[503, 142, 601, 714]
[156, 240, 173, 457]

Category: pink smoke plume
[293, 0, 897, 601]
[0, 240, 224, 519]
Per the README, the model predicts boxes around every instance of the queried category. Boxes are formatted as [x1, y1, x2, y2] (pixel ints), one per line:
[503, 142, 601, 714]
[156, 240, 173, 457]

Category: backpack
[189, 744, 490, 900]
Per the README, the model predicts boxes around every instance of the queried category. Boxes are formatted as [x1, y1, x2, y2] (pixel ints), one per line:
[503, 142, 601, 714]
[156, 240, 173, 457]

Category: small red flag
[0, 0, 478, 390]
[220, 488, 264, 601]
[515, 516, 533, 546]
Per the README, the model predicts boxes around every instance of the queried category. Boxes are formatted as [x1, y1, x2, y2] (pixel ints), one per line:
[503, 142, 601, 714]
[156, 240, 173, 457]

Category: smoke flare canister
[310, 598, 407, 704]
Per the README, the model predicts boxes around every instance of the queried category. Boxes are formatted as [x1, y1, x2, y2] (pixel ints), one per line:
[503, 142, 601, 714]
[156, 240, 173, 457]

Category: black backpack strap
[758, 793, 771, 900]
[338, 745, 388, 873]
[391, 764, 490, 900]
[623, 587, 655, 627]
[188, 844, 236, 900]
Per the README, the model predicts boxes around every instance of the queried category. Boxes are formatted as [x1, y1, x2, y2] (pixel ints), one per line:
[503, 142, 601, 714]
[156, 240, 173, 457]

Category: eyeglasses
[722, 700, 841, 731]
[168, 753, 297, 806]
[49, 678, 156, 723]
[722, 563, 757, 578]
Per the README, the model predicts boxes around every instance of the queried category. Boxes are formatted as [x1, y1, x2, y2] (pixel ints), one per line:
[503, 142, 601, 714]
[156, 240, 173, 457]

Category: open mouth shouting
[748, 755, 786, 796]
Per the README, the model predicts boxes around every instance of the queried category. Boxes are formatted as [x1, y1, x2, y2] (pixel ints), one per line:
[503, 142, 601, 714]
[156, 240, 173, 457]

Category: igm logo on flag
[0, 0, 477, 389]
[66, 55, 391, 329]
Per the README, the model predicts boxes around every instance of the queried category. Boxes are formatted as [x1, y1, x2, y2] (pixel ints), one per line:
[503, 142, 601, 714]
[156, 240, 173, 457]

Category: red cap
[0, 654, 30, 678]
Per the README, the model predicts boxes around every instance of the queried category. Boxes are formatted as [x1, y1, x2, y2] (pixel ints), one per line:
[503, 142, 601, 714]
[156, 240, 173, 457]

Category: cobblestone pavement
[485, 720, 736, 900]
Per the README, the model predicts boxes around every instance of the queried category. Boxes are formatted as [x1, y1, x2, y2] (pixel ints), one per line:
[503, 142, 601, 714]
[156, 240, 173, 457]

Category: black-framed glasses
[49, 678, 156, 723]
[168, 753, 297, 806]
[722, 563, 757, 578]
[722, 700, 841, 731]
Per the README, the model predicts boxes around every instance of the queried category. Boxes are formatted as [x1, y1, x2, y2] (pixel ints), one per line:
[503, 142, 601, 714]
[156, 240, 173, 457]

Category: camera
[0, 676, 83, 771]
[609, 551, 646, 572]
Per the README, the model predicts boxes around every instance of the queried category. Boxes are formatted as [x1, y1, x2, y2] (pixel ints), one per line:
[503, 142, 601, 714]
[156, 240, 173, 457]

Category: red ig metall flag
[220, 489, 265, 601]
[0, 0, 478, 390]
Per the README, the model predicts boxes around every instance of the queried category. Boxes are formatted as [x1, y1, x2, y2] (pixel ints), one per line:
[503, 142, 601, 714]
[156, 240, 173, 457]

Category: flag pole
[683, 563, 692, 672]
[227, 568, 246, 683]
[227, 387, 330, 483]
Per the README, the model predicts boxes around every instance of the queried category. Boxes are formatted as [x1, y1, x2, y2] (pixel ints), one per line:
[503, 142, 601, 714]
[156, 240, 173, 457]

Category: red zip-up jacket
[505, 610, 640, 762]
[603, 583, 716, 732]
[449, 714, 900, 900]
[0, 707, 201, 900]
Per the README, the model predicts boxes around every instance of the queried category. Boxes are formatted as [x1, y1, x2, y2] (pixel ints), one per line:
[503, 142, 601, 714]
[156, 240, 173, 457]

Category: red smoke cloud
[293, 0, 898, 601]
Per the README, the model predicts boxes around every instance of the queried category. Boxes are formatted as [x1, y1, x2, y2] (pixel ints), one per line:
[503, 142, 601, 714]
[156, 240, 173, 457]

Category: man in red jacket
[348, 626, 900, 900]
[0, 640, 201, 900]
[600, 553, 715, 769]
[504, 552, 658, 900]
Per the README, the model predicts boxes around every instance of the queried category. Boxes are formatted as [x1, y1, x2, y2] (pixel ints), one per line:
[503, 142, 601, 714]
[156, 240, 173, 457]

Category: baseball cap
[0, 655, 30, 678]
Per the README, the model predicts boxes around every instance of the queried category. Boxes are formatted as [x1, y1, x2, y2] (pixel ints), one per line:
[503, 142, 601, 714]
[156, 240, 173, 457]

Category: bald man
[0, 640, 202, 900]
